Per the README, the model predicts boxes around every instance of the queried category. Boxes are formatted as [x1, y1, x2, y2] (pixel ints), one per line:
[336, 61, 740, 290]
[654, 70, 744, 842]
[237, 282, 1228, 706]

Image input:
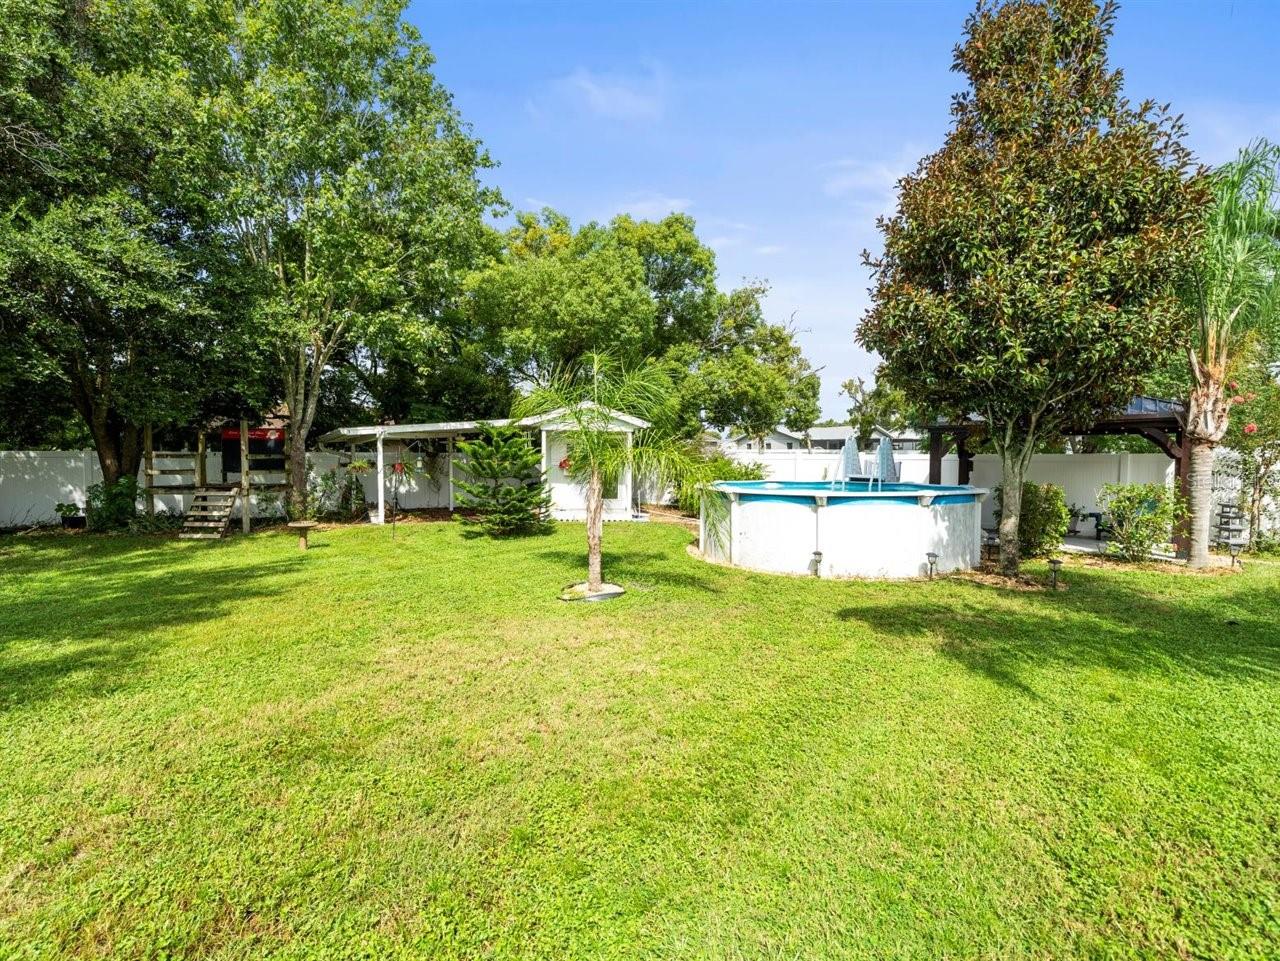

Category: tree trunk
[287, 433, 308, 516]
[1185, 440, 1217, 567]
[87, 414, 142, 488]
[586, 469, 605, 592]
[68, 368, 143, 487]
[998, 451, 1026, 576]
[1185, 377, 1229, 569]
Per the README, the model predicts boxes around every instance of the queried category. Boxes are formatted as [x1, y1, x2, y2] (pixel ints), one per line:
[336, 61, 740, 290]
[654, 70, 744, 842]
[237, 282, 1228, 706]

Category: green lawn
[1, 522, 1278, 960]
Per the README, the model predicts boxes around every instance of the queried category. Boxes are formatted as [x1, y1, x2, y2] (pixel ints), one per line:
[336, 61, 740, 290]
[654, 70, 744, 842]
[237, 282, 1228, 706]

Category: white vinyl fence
[0, 449, 449, 527]
[4, 446, 1276, 535]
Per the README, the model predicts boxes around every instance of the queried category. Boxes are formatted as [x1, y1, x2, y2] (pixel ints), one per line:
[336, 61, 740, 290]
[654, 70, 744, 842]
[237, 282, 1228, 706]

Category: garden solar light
[1049, 557, 1063, 588]
[926, 552, 938, 579]
[811, 550, 823, 576]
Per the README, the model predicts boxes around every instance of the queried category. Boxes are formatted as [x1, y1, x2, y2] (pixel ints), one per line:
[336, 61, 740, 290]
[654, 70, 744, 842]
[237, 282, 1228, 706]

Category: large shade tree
[1181, 142, 1280, 567]
[684, 283, 821, 445]
[467, 212, 821, 442]
[214, 0, 500, 511]
[0, 0, 263, 484]
[858, 0, 1207, 574]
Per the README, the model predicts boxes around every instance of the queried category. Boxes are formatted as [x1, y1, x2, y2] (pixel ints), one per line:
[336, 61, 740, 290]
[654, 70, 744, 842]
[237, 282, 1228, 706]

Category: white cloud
[822, 160, 904, 198]
[820, 144, 929, 220]
[555, 64, 668, 122]
[524, 196, 554, 210]
[1179, 100, 1280, 167]
[616, 193, 691, 220]
[755, 244, 785, 255]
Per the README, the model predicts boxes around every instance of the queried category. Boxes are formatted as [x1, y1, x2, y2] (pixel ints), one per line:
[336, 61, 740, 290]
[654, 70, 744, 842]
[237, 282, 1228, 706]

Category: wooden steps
[179, 488, 239, 540]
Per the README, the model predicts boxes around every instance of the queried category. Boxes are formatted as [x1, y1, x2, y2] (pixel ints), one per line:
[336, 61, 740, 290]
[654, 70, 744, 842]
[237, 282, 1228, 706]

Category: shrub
[455, 424, 552, 537]
[677, 455, 764, 516]
[85, 477, 139, 531]
[127, 509, 185, 534]
[993, 482, 1070, 558]
[1099, 483, 1186, 562]
[311, 465, 366, 521]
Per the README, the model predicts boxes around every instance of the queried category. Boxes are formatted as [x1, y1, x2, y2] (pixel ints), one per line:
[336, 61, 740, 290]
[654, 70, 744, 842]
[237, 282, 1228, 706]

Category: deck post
[374, 430, 385, 524]
[143, 423, 155, 516]
[1173, 428, 1191, 556]
[196, 431, 207, 488]
[240, 417, 250, 534]
[447, 435, 455, 512]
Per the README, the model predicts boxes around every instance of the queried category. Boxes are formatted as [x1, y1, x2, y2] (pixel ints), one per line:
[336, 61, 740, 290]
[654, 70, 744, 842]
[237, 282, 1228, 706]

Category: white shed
[316, 405, 649, 524]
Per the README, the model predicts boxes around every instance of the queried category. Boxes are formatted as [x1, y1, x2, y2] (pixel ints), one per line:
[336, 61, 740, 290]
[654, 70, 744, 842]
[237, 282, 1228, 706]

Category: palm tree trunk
[1185, 378, 1229, 569]
[1185, 440, 1217, 567]
[586, 469, 604, 592]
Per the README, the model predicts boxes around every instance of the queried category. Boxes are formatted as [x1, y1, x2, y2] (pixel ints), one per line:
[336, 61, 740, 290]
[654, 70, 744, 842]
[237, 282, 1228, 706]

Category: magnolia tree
[857, 0, 1206, 574]
[1181, 142, 1280, 566]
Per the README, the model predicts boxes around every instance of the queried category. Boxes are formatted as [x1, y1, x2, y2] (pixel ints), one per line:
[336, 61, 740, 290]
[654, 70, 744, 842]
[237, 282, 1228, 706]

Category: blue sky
[409, 0, 1280, 418]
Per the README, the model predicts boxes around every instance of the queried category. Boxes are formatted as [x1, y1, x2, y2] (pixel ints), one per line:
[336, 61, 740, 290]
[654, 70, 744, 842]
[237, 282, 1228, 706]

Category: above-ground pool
[699, 480, 989, 579]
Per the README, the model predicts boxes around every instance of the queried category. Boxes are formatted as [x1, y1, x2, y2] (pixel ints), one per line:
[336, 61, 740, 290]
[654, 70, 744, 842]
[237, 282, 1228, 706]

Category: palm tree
[1184, 141, 1280, 568]
[514, 354, 705, 596]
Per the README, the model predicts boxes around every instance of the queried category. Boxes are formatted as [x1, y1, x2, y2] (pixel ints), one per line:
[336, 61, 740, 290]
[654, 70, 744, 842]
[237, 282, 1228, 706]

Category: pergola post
[927, 429, 944, 485]
[1173, 428, 1191, 556]
[956, 429, 973, 485]
[374, 430, 385, 524]
[447, 435, 455, 512]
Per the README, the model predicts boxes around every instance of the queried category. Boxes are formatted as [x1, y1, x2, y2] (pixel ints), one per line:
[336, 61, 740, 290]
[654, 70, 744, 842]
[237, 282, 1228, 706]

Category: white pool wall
[700, 485, 986, 579]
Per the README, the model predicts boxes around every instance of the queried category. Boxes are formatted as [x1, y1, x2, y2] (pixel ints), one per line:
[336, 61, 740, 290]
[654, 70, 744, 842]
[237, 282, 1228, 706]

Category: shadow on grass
[0, 535, 294, 711]
[533, 547, 723, 594]
[836, 565, 1280, 694]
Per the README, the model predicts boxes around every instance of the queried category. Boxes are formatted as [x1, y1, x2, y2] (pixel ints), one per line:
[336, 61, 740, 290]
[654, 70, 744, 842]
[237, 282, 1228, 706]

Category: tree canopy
[466, 212, 821, 441]
[0, 0, 823, 496]
[0, 0, 267, 482]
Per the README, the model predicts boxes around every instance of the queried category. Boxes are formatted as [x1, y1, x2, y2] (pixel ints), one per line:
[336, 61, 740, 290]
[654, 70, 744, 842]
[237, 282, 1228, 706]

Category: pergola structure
[926, 395, 1188, 485]
[931, 396, 1187, 529]
[926, 396, 1190, 546]
[317, 405, 648, 525]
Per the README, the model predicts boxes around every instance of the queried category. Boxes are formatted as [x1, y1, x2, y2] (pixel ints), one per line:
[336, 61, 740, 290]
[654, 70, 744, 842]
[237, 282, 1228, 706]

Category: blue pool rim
[710, 480, 986, 505]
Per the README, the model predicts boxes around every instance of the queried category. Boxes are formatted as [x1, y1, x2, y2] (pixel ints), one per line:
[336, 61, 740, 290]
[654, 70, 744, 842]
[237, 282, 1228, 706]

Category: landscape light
[1049, 557, 1063, 589]
[926, 552, 938, 579]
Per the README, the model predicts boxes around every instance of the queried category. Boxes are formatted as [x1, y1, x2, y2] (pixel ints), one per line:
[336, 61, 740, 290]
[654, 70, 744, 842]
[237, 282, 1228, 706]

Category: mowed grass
[1, 522, 1278, 960]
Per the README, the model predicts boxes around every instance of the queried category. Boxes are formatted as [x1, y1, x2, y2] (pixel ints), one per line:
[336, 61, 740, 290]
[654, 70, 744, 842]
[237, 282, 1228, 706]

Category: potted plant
[55, 502, 86, 529]
[1067, 503, 1083, 536]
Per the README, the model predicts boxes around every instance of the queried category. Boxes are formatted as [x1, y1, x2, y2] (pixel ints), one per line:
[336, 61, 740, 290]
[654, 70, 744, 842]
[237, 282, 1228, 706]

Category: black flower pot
[61, 515, 87, 529]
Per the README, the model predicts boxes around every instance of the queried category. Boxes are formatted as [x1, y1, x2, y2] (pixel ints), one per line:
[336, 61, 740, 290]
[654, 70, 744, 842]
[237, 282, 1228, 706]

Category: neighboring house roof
[807, 425, 857, 442]
[729, 426, 804, 443]
[317, 403, 649, 445]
